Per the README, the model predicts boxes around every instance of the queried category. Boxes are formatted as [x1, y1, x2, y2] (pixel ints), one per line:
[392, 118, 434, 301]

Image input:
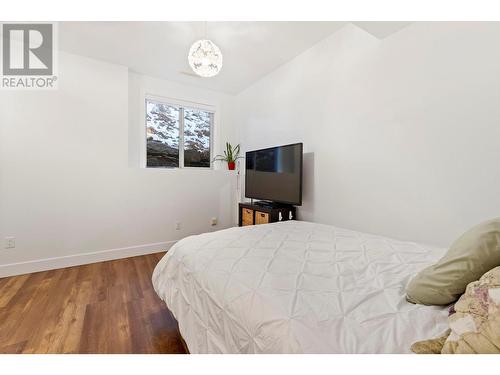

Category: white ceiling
[58, 22, 410, 94]
[352, 22, 412, 39]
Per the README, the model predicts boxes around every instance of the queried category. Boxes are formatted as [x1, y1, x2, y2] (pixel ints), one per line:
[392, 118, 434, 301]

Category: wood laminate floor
[0, 252, 187, 354]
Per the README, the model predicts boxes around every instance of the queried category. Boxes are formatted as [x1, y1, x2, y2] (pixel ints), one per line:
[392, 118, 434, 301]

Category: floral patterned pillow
[411, 266, 500, 354]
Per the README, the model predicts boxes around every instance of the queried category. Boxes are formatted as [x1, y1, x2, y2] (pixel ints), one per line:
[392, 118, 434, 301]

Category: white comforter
[152, 221, 449, 353]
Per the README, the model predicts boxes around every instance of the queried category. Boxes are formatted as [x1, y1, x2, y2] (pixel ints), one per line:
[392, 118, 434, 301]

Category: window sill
[139, 166, 237, 173]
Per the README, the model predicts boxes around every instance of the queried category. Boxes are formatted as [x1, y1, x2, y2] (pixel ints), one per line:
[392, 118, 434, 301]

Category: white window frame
[144, 94, 215, 169]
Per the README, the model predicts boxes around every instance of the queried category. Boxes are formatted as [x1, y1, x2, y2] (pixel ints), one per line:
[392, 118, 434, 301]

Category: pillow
[411, 266, 500, 354]
[406, 218, 500, 305]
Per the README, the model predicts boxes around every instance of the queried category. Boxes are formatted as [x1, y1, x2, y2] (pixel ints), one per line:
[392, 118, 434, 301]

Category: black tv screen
[245, 143, 303, 205]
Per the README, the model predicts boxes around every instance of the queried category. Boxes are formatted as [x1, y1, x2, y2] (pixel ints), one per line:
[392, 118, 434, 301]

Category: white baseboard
[0, 240, 177, 278]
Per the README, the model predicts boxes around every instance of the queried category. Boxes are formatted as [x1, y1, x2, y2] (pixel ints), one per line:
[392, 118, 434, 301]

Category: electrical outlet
[211, 217, 217, 226]
[4, 237, 15, 249]
[175, 222, 181, 230]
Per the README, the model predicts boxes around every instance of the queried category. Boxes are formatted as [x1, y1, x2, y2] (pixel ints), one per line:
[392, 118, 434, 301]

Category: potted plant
[214, 142, 242, 170]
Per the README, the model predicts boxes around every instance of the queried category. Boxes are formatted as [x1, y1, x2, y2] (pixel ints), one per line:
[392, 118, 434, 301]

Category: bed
[152, 220, 449, 353]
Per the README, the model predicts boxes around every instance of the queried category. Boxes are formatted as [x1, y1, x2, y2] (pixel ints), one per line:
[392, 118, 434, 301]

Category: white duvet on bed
[152, 221, 449, 353]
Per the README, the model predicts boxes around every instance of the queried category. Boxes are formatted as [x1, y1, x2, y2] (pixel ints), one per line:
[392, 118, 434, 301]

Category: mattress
[152, 220, 449, 353]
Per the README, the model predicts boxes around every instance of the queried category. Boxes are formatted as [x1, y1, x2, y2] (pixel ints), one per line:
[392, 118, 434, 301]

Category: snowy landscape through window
[146, 99, 213, 168]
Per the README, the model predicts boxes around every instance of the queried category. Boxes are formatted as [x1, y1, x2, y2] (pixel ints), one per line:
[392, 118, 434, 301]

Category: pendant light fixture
[188, 22, 223, 78]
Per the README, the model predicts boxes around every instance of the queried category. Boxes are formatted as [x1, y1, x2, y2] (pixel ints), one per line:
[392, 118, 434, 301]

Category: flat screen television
[245, 143, 303, 206]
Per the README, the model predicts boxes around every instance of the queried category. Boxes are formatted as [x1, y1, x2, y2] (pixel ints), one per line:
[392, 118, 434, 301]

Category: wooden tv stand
[238, 202, 297, 227]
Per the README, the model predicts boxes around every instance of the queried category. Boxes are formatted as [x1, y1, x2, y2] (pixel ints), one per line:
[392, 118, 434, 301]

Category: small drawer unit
[242, 208, 254, 226]
[255, 211, 270, 225]
[238, 202, 297, 227]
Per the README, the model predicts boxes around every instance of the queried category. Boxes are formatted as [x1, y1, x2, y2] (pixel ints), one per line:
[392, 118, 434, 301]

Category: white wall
[236, 22, 500, 246]
[0, 52, 237, 276]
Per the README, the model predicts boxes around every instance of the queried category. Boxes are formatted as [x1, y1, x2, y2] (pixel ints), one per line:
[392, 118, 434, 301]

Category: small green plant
[213, 142, 243, 163]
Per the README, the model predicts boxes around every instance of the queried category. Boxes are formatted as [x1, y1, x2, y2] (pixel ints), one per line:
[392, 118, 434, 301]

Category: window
[145, 98, 213, 168]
